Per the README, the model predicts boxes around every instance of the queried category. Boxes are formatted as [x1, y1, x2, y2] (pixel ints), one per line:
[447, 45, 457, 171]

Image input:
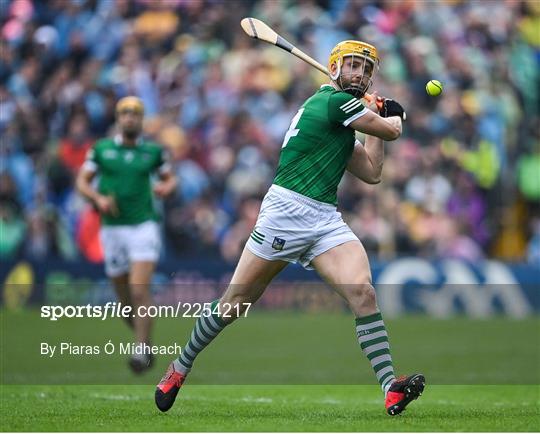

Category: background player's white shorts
[100, 220, 161, 277]
[246, 184, 359, 270]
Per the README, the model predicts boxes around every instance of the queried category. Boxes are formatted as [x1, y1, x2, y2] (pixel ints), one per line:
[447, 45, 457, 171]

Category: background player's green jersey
[273, 84, 368, 205]
[84, 136, 169, 226]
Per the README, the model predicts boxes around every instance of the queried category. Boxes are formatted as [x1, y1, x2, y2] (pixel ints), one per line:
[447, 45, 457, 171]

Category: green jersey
[273, 84, 367, 205]
[84, 135, 170, 226]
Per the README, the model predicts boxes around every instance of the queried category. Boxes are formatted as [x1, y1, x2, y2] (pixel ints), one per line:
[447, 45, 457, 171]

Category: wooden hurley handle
[240, 18, 385, 113]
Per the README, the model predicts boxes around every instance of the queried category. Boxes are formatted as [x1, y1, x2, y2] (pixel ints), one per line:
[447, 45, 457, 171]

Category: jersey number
[281, 108, 304, 148]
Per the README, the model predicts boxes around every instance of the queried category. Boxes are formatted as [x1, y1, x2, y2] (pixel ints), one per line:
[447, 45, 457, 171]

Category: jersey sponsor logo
[124, 151, 134, 162]
[340, 98, 363, 113]
[103, 149, 118, 159]
[272, 237, 286, 251]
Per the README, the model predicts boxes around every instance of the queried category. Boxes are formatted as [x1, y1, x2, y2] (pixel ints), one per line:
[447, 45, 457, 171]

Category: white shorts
[246, 185, 359, 270]
[100, 220, 161, 277]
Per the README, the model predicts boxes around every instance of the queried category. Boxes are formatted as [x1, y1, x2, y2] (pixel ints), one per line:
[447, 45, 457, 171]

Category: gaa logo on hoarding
[375, 259, 534, 318]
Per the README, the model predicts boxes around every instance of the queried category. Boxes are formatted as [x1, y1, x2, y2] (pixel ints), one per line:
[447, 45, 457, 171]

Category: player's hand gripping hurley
[240, 17, 406, 118]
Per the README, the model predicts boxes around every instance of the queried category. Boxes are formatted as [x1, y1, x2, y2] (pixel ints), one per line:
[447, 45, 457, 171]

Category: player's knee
[218, 292, 254, 323]
[360, 284, 377, 306]
[344, 283, 377, 312]
[130, 289, 151, 306]
[221, 283, 264, 305]
[346, 282, 374, 299]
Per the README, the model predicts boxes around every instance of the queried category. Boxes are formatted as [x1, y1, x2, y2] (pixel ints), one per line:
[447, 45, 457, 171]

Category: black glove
[381, 99, 406, 120]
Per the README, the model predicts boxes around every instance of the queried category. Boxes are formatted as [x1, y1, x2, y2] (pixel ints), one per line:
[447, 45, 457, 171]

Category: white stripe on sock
[207, 314, 223, 331]
[370, 354, 393, 367]
[200, 316, 219, 336]
[183, 345, 197, 359]
[376, 365, 394, 381]
[358, 330, 388, 344]
[356, 320, 385, 333]
[382, 375, 396, 389]
[363, 341, 390, 356]
[195, 322, 212, 344]
[188, 332, 204, 351]
[383, 376, 396, 395]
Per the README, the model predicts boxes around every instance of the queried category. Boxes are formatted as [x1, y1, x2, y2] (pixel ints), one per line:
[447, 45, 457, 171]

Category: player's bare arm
[349, 111, 401, 141]
[153, 171, 177, 198]
[346, 135, 384, 184]
[76, 168, 118, 216]
[347, 109, 404, 182]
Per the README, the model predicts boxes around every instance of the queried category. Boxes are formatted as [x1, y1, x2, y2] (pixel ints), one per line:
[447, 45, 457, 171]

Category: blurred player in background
[156, 40, 424, 415]
[76, 97, 176, 373]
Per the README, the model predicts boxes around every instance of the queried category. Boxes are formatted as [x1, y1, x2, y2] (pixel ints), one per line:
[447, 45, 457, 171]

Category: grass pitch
[1, 384, 539, 431]
[2, 311, 539, 385]
[1, 310, 539, 431]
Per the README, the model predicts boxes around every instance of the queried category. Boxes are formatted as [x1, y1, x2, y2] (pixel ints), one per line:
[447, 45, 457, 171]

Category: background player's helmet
[328, 40, 380, 97]
[115, 96, 145, 116]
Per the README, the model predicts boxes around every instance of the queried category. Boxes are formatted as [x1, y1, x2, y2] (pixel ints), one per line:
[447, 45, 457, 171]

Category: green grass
[1, 310, 539, 431]
[1, 311, 539, 385]
[1, 384, 539, 431]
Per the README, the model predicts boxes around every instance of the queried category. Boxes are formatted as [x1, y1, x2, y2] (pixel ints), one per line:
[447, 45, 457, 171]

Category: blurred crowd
[1, 0, 539, 266]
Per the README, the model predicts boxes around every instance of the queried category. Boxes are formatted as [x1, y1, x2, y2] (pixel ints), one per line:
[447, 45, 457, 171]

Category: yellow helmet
[328, 40, 380, 95]
[116, 96, 145, 116]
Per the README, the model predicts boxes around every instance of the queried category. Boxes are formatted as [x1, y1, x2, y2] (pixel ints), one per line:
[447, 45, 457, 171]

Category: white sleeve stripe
[343, 107, 368, 127]
[339, 98, 360, 110]
[82, 160, 98, 172]
[343, 100, 364, 113]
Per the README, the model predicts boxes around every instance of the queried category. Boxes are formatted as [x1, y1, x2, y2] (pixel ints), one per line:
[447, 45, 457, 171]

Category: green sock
[355, 312, 396, 395]
[176, 300, 227, 374]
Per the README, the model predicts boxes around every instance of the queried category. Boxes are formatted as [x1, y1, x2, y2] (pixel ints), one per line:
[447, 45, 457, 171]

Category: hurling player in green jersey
[77, 97, 176, 373]
[156, 41, 424, 416]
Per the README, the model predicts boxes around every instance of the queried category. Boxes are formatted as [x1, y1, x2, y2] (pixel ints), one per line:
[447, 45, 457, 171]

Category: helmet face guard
[328, 41, 380, 97]
[335, 54, 375, 97]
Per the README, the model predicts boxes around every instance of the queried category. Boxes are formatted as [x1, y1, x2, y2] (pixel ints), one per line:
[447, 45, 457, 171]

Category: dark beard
[123, 129, 139, 140]
[343, 85, 365, 98]
[338, 75, 367, 98]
